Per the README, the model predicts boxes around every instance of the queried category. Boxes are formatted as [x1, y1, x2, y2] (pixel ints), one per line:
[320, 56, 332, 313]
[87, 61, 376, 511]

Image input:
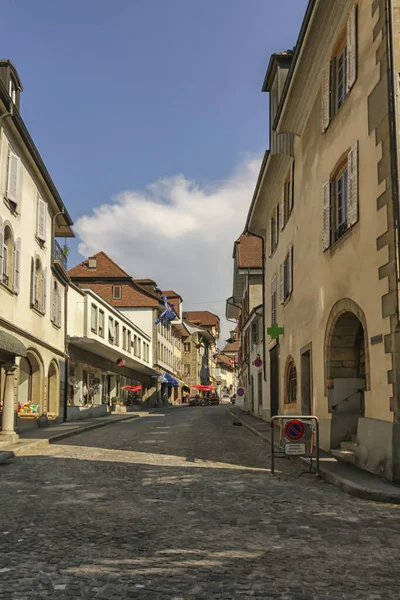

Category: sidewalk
[227, 405, 400, 504]
[0, 404, 185, 464]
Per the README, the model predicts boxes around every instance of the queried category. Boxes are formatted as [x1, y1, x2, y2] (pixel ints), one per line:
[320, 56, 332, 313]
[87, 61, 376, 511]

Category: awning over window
[161, 373, 179, 387]
[0, 330, 27, 358]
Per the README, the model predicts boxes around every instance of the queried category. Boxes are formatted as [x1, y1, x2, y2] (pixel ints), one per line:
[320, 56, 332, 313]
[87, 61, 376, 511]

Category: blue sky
[4, 0, 307, 338]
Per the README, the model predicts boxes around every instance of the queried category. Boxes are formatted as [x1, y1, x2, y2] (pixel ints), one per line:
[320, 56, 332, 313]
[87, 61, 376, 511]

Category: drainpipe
[385, 0, 400, 424]
[244, 228, 267, 384]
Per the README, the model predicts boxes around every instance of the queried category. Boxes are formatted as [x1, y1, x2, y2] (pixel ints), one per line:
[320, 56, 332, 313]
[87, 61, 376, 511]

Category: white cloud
[75, 156, 261, 344]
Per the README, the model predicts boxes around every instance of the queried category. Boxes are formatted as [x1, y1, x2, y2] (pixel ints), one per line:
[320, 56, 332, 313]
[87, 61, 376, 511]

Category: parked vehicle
[220, 393, 231, 404]
[231, 394, 236, 405]
[189, 397, 201, 406]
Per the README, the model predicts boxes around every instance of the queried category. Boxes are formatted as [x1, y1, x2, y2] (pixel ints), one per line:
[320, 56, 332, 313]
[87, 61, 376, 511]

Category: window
[321, 6, 357, 132]
[91, 304, 98, 333]
[88, 257, 97, 269]
[108, 317, 115, 343]
[112, 285, 122, 299]
[30, 256, 46, 314]
[184, 342, 191, 353]
[134, 335, 137, 356]
[2, 224, 14, 289]
[271, 275, 277, 325]
[127, 330, 132, 353]
[115, 322, 119, 346]
[258, 372, 263, 408]
[9, 78, 16, 104]
[251, 322, 258, 347]
[184, 364, 191, 376]
[280, 164, 294, 230]
[51, 279, 62, 327]
[36, 196, 47, 242]
[280, 247, 293, 304]
[122, 327, 127, 350]
[268, 206, 279, 256]
[258, 318, 263, 343]
[99, 310, 105, 337]
[138, 339, 141, 359]
[286, 358, 297, 404]
[322, 144, 358, 250]
[6, 150, 20, 205]
[158, 342, 161, 361]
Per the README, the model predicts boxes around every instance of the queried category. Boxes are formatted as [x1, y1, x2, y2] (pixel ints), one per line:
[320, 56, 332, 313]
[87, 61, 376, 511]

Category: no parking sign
[237, 387, 246, 398]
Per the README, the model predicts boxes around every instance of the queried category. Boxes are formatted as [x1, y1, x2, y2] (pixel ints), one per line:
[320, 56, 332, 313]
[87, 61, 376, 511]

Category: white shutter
[13, 237, 21, 294]
[30, 257, 35, 306]
[279, 188, 285, 231]
[347, 5, 357, 93]
[321, 62, 331, 133]
[279, 262, 284, 304]
[7, 151, 20, 204]
[322, 180, 331, 251]
[0, 215, 4, 281]
[288, 246, 293, 294]
[347, 142, 359, 226]
[268, 219, 272, 257]
[36, 196, 47, 241]
[289, 162, 294, 213]
[42, 266, 47, 314]
[51, 277, 56, 322]
[57, 288, 62, 327]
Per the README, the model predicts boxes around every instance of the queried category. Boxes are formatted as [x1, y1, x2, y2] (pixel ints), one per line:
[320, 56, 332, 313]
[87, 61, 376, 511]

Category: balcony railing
[53, 239, 67, 270]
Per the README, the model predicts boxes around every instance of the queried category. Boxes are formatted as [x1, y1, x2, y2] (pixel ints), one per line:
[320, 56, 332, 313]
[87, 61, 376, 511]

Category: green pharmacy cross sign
[267, 323, 284, 340]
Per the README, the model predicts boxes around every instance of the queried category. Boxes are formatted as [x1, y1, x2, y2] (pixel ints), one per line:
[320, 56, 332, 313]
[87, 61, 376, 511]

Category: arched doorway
[47, 361, 60, 416]
[325, 301, 369, 449]
[18, 350, 43, 413]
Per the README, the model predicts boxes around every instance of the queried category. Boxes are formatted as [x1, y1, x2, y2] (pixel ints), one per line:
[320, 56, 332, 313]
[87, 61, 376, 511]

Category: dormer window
[88, 257, 97, 269]
[112, 285, 122, 299]
[9, 78, 16, 104]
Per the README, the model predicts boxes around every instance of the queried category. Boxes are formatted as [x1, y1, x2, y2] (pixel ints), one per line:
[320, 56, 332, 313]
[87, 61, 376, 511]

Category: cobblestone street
[0, 406, 399, 599]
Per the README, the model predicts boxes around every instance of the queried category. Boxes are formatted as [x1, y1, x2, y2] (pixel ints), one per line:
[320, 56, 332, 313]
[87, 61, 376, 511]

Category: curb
[226, 407, 400, 504]
[226, 407, 271, 446]
[0, 404, 185, 463]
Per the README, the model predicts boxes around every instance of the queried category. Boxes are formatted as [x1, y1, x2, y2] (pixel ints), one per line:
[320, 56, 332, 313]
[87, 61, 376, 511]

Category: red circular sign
[254, 357, 263, 368]
[237, 387, 245, 397]
[285, 419, 305, 442]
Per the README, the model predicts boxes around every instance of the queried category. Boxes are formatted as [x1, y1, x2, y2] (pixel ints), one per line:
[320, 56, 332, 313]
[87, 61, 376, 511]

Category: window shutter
[347, 5, 357, 92]
[7, 151, 20, 204]
[289, 162, 294, 213]
[51, 278, 56, 322]
[322, 180, 331, 251]
[347, 142, 359, 226]
[268, 219, 272, 257]
[30, 257, 35, 306]
[275, 206, 279, 241]
[288, 246, 293, 294]
[36, 197, 47, 241]
[57, 289, 62, 327]
[13, 237, 21, 294]
[279, 262, 284, 304]
[0, 215, 4, 280]
[43, 266, 47, 314]
[279, 188, 285, 231]
[321, 62, 331, 133]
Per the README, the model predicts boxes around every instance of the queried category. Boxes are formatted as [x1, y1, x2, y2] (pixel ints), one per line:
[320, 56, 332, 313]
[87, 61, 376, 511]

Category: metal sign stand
[270, 415, 320, 478]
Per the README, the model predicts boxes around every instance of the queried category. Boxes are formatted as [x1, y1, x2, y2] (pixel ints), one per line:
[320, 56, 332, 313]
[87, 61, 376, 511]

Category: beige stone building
[181, 311, 220, 392]
[0, 60, 74, 439]
[247, 0, 400, 481]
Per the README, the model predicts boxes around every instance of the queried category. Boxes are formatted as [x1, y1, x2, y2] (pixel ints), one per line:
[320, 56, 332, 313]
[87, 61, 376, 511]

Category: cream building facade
[0, 61, 74, 440]
[247, 0, 400, 481]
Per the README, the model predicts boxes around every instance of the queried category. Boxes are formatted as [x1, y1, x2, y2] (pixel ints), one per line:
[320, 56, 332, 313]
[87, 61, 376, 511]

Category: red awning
[191, 384, 216, 391]
[121, 385, 142, 392]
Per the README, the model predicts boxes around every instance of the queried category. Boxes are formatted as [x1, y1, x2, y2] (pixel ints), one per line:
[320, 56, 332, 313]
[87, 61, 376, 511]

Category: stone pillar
[1, 362, 19, 444]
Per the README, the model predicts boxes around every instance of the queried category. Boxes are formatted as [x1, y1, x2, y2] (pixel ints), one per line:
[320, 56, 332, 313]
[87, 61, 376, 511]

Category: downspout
[385, 0, 400, 424]
[245, 228, 267, 384]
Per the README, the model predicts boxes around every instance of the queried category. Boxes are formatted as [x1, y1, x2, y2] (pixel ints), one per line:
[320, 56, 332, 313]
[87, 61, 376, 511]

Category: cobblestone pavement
[0, 406, 399, 600]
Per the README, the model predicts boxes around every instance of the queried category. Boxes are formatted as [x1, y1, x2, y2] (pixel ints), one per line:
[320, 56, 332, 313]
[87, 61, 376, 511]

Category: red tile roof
[183, 311, 220, 328]
[68, 251, 130, 279]
[223, 341, 239, 353]
[77, 282, 162, 308]
[234, 234, 263, 269]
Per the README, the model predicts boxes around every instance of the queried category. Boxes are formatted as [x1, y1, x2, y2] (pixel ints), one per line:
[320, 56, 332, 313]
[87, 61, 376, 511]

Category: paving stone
[0, 406, 399, 599]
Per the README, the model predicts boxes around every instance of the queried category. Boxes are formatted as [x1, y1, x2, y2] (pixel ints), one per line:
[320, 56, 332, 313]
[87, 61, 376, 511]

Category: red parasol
[191, 384, 216, 391]
[121, 385, 142, 392]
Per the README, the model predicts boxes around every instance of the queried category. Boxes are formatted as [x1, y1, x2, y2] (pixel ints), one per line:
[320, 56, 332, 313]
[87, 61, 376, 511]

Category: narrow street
[0, 406, 399, 599]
